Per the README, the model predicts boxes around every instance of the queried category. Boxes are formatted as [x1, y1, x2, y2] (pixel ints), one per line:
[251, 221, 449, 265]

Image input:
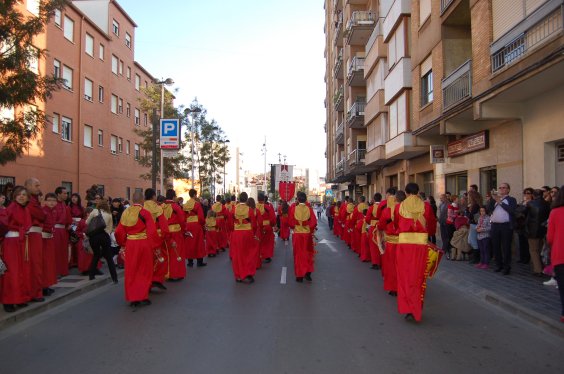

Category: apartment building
[2, 0, 157, 199]
[325, 0, 564, 199]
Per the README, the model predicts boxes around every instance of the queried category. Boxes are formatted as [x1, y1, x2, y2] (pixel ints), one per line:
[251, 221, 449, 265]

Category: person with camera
[85, 198, 117, 283]
[487, 183, 517, 275]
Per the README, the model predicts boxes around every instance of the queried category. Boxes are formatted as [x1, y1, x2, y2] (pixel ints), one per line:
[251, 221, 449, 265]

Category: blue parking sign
[160, 119, 180, 149]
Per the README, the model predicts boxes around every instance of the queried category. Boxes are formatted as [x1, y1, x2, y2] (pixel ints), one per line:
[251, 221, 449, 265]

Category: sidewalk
[434, 257, 563, 338]
[0, 264, 122, 330]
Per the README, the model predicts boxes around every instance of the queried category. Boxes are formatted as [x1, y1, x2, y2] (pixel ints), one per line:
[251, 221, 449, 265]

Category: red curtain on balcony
[279, 182, 295, 201]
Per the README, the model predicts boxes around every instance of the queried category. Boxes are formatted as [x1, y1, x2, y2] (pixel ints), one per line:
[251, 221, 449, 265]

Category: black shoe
[187, 260, 194, 267]
[371, 264, 380, 270]
[404, 313, 415, 321]
[112, 279, 118, 284]
[31, 297, 45, 302]
[151, 282, 167, 290]
[305, 272, 312, 282]
[296, 277, 304, 283]
[42, 288, 52, 296]
[502, 269, 510, 275]
[197, 262, 207, 267]
[246, 276, 255, 284]
[81, 271, 89, 276]
[95, 269, 104, 276]
[16, 303, 28, 308]
[264, 258, 272, 263]
[3, 304, 16, 313]
[167, 278, 183, 282]
[130, 301, 140, 307]
[494, 267, 503, 272]
[388, 291, 398, 296]
[236, 279, 243, 283]
[89, 275, 95, 280]
[141, 299, 152, 306]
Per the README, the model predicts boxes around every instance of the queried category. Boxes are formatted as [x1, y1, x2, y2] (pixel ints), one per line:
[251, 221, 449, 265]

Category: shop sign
[447, 131, 489, 157]
[430, 145, 446, 164]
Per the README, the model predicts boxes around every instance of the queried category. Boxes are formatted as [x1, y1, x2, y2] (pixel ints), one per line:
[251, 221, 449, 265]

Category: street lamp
[155, 78, 174, 195]
[184, 107, 202, 189]
[221, 139, 230, 195]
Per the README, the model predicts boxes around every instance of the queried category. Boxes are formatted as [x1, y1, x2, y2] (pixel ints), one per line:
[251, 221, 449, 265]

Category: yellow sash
[294, 204, 311, 234]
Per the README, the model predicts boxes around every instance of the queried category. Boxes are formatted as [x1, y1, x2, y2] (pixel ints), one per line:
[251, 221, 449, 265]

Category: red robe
[353, 202, 368, 256]
[230, 203, 258, 280]
[365, 202, 382, 266]
[53, 201, 71, 276]
[115, 204, 161, 302]
[41, 206, 58, 288]
[279, 212, 290, 240]
[27, 194, 46, 299]
[257, 202, 276, 260]
[289, 203, 317, 277]
[183, 199, 206, 260]
[333, 204, 342, 237]
[163, 200, 187, 280]
[377, 199, 398, 292]
[394, 196, 435, 322]
[205, 217, 219, 255]
[144, 200, 170, 284]
[0, 202, 32, 304]
[211, 202, 229, 249]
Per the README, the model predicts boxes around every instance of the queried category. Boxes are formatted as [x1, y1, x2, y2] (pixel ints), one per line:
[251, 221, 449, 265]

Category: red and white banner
[278, 181, 295, 201]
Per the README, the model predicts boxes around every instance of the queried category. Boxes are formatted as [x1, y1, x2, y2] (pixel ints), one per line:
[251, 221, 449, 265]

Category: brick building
[324, 0, 564, 200]
[1, 0, 160, 199]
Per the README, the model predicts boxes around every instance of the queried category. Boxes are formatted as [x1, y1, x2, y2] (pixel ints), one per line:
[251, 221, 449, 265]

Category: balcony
[491, 4, 563, 73]
[383, 0, 411, 42]
[365, 144, 389, 166]
[347, 56, 365, 86]
[347, 100, 366, 128]
[385, 132, 427, 159]
[384, 57, 411, 104]
[365, 89, 386, 123]
[335, 158, 345, 177]
[440, 0, 455, 15]
[334, 49, 343, 79]
[335, 120, 344, 145]
[334, 85, 344, 111]
[333, 13, 344, 47]
[442, 59, 472, 111]
[348, 148, 366, 166]
[346, 11, 377, 45]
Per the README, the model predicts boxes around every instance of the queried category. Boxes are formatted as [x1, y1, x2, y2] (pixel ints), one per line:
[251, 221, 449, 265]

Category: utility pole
[151, 108, 158, 190]
[261, 137, 267, 193]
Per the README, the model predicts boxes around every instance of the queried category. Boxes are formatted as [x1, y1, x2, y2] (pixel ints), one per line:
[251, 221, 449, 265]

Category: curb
[0, 271, 122, 331]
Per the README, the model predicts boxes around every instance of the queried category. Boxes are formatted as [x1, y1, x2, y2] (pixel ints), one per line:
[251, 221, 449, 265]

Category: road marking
[318, 239, 338, 253]
[280, 267, 287, 284]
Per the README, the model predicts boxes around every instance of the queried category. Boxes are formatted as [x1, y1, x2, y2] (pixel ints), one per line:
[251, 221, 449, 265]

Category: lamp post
[184, 107, 202, 189]
[222, 139, 230, 195]
[155, 78, 174, 195]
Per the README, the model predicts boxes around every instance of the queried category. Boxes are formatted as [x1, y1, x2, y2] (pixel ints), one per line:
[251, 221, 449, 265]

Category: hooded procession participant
[365, 193, 383, 269]
[41, 193, 59, 296]
[230, 192, 258, 283]
[183, 189, 207, 267]
[257, 193, 276, 263]
[24, 178, 46, 302]
[377, 187, 399, 296]
[211, 195, 229, 252]
[289, 192, 317, 283]
[144, 189, 170, 290]
[53, 186, 72, 277]
[353, 196, 368, 258]
[163, 189, 187, 281]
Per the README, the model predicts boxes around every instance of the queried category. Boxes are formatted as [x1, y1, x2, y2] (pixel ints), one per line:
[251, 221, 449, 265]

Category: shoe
[371, 264, 380, 270]
[167, 278, 183, 282]
[42, 288, 51, 296]
[112, 280, 118, 284]
[305, 272, 312, 282]
[16, 303, 28, 308]
[502, 269, 510, 275]
[494, 267, 503, 272]
[196, 259, 207, 267]
[544, 278, 557, 286]
[130, 301, 140, 307]
[246, 276, 255, 284]
[95, 269, 104, 276]
[296, 277, 304, 283]
[404, 313, 415, 321]
[264, 258, 272, 263]
[81, 271, 89, 276]
[89, 275, 95, 280]
[152, 282, 167, 290]
[236, 279, 243, 283]
[388, 291, 397, 297]
[3, 304, 16, 313]
[187, 261, 194, 267]
[31, 297, 45, 302]
[141, 299, 152, 306]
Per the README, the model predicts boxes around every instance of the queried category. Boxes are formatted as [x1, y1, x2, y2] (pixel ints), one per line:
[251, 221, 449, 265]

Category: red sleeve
[115, 223, 126, 247]
[65, 206, 72, 226]
[547, 210, 556, 246]
[288, 205, 296, 229]
[377, 208, 390, 231]
[308, 206, 317, 230]
[174, 204, 187, 231]
[249, 208, 258, 233]
[28, 198, 46, 224]
[157, 214, 170, 237]
[196, 203, 205, 225]
[364, 205, 373, 224]
[141, 209, 161, 249]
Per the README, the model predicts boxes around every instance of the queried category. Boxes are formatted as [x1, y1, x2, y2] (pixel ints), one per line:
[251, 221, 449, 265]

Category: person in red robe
[377, 187, 400, 296]
[205, 210, 219, 256]
[289, 192, 317, 282]
[338, 197, 349, 242]
[333, 201, 342, 237]
[69, 193, 94, 275]
[354, 196, 369, 258]
[344, 200, 355, 248]
[211, 195, 228, 252]
[53, 186, 72, 277]
[257, 194, 277, 263]
[230, 192, 258, 283]
[278, 201, 291, 242]
[163, 189, 186, 281]
[183, 189, 207, 267]
[144, 190, 170, 290]
[1, 186, 32, 312]
[41, 193, 59, 296]
[365, 193, 383, 269]
[115, 191, 161, 307]
[23, 178, 46, 302]
[394, 183, 437, 322]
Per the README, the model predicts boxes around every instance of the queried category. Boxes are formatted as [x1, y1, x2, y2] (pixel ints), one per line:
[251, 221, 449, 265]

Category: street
[0, 221, 562, 374]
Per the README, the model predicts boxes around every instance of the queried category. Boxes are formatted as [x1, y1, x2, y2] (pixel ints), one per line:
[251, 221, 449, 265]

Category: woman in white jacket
[86, 199, 118, 283]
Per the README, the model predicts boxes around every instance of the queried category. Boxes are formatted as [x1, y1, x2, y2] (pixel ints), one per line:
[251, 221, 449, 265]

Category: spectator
[445, 195, 459, 259]
[541, 185, 552, 204]
[427, 195, 438, 244]
[466, 190, 482, 264]
[438, 194, 450, 255]
[85, 198, 117, 283]
[515, 188, 534, 264]
[110, 198, 125, 227]
[85, 184, 98, 208]
[546, 186, 564, 323]
[450, 213, 471, 261]
[476, 206, 492, 269]
[2, 182, 14, 206]
[525, 189, 551, 276]
[489, 183, 517, 275]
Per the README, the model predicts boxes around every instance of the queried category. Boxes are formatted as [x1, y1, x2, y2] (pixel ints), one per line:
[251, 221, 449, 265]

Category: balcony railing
[333, 13, 344, 46]
[334, 49, 343, 78]
[347, 56, 365, 77]
[440, 0, 455, 15]
[336, 159, 345, 174]
[442, 59, 472, 110]
[347, 100, 366, 121]
[346, 11, 377, 30]
[348, 149, 367, 166]
[336, 120, 344, 141]
[491, 8, 563, 72]
[334, 85, 344, 111]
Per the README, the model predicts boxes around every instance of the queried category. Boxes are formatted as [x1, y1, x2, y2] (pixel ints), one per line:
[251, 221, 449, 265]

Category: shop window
[480, 167, 497, 198]
[446, 172, 468, 197]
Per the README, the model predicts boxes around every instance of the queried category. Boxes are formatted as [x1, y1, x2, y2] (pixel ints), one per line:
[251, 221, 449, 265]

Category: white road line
[318, 239, 338, 253]
[280, 267, 287, 284]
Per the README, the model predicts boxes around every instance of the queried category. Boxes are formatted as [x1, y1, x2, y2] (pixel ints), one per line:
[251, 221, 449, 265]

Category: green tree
[0, 0, 67, 165]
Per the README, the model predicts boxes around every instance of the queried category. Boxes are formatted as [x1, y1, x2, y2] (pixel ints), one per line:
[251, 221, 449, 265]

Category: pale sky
[116, 0, 327, 182]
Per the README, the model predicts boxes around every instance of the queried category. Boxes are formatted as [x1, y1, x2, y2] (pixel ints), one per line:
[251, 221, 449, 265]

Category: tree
[0, 0, 67, 165]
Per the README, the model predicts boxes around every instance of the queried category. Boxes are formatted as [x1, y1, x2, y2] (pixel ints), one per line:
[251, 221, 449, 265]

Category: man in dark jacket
[526, 189, 551, 275]
[489, 183, 517, 275]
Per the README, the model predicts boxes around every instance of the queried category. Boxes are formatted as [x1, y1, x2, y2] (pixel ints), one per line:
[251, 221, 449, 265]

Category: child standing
[476, 206, 491, 269]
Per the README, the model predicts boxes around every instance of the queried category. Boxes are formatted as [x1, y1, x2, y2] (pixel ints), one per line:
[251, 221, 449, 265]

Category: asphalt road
[1, 219, 562, 374]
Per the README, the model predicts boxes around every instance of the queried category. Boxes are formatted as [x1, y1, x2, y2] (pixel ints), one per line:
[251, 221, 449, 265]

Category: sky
[116, 0, 328, 184]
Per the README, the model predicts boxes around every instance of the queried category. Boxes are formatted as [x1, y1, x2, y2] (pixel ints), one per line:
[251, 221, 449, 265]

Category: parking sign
[160, 119, 180, 149]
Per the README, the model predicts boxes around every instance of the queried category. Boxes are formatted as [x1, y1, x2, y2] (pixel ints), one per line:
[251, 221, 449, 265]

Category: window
[118, 137, 123, 153]
[84, 78, 93, 101]
[119, 60, 124, 75]
[0, 107, 14, 122]
[126, 66, 131, 81]
[27, 0, 39, 16]
[111, 55, 118, 74]
[110, 135, 118, 154]
[117, 98, 123, 113]
[54, 9, 62, 27]
[85, 34, 94, 56]
[53, 59, 60, 78]
[98, 129, 103, 146]
[112, 19, 120, 36]
[125, 32, 131, 48]
[135, 74, 140, 90]
[421, 70, 433, 106]
[134, 144, 140, 160]
[99, 44, 104, 60]
[61, 116, 72, 141]
[126, 140, 130, 155]
[98, 85, 104, 102]
[84, 125, 93, 147]
[63, 16, 74, 42]
[27, 46, 38, 74]
[62, 65, 73, 90]
[134, 108, 140, 126]
[558, 144, 564, 162]
[62, 181, 73, 194]
[23, 105, 37, 131]
[111, 94, 118, 114]
[134, 188, 143, 196]
[419, 0, 431, 26]
[126, 187, 131, 200]
[52, 113, 59, 133]
[126, 102, 131, 117]
[143, 112, 148, 126]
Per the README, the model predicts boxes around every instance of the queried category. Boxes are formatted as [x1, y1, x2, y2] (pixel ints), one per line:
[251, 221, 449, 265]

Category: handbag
[86, 209, 106, 237]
